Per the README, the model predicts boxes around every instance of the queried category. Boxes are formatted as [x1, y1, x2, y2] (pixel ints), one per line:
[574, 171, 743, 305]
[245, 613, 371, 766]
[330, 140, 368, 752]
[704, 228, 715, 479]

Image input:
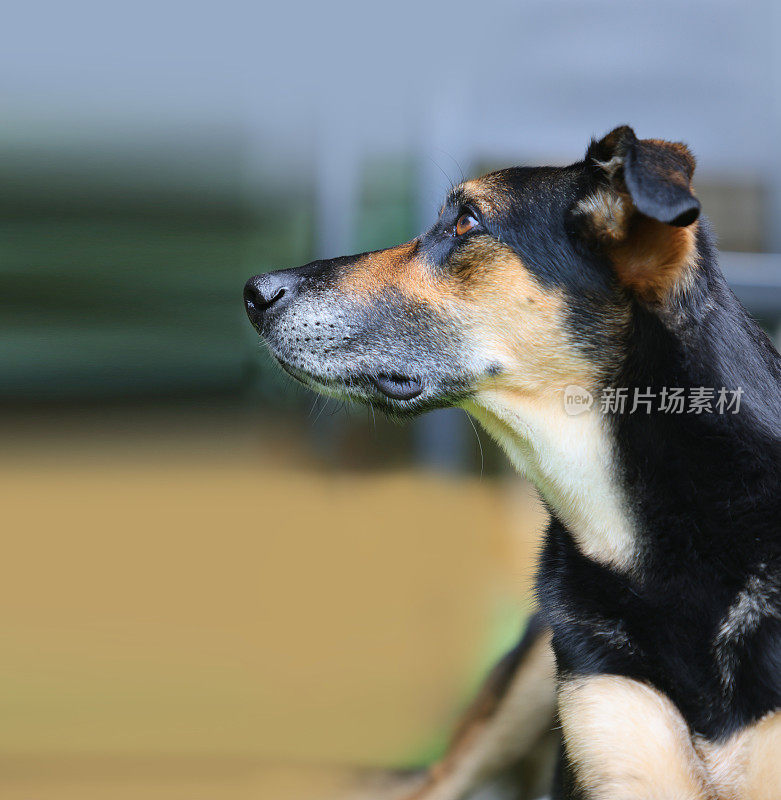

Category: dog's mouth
[274, 359, 425, 404]
[269, 350, 480, 417]
[368, 373, 423, 400]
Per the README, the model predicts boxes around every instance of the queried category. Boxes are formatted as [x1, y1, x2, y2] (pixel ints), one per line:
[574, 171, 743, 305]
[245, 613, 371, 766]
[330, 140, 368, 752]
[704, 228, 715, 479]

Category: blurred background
[2, 1, 781, 797]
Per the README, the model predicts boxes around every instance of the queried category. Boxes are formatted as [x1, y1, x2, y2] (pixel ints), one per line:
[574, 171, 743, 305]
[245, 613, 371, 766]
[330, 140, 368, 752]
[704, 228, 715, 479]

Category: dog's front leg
[557, 675, 711, 800]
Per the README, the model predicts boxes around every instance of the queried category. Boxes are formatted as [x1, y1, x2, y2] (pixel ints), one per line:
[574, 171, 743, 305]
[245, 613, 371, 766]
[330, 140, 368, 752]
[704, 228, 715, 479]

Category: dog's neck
[608, 273, 781, 573]
[463, 392, 639, 571]
[467, 262, 781, 577]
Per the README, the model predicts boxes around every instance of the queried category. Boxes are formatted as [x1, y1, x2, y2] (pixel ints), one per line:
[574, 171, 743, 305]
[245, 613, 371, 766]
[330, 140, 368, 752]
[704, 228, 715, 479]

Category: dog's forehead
[458, 172, 513, 210]
[456, 165, 578, 218]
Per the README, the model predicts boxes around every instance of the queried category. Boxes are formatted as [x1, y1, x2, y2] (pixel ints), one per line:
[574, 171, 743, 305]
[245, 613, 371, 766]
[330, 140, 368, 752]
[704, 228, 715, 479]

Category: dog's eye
[455, 212, 478, 236]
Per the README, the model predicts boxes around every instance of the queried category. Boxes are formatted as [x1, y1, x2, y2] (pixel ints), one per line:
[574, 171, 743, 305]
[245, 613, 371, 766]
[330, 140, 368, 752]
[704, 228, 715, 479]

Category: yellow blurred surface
[0, 419, 546, 797]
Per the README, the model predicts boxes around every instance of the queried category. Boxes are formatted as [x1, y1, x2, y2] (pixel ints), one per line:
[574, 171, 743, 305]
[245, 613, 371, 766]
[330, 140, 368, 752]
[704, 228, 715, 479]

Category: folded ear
[575, 125, 701, 301]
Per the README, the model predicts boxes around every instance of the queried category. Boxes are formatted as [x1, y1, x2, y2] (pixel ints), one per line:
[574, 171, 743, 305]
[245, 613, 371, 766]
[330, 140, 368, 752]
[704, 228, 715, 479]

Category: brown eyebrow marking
[442, 171, 512, 222]
[459, 175, 512, 216]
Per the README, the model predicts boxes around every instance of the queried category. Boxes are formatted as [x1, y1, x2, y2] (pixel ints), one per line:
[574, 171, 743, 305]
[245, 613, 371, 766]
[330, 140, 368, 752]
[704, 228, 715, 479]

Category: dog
[244, 126, 781, 799]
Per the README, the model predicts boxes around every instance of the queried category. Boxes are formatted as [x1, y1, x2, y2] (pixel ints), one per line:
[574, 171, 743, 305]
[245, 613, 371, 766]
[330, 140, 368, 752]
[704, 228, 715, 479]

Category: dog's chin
[272, 357, 462, 416]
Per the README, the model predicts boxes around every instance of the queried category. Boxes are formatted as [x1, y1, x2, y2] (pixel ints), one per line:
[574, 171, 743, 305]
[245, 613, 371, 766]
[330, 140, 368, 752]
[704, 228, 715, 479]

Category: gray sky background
[3, 0, 778, 171]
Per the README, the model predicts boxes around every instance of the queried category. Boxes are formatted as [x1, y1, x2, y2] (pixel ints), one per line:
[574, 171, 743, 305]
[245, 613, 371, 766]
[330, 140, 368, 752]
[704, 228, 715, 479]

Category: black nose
[244, 272, 295, 325]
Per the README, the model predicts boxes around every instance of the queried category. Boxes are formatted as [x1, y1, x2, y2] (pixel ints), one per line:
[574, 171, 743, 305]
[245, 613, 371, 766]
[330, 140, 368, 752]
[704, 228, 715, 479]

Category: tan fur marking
[611, 218, 699, 301]
[443, 240, 606, 392]
[577, 189, 699, 302]
[695, 712, 781, 800]
[343, 240, 423, 297]
[560, 676, 781, 800]
[460, 175, 512, 215]
[558, 675, 710, 799]
[742, 712, 781, 799]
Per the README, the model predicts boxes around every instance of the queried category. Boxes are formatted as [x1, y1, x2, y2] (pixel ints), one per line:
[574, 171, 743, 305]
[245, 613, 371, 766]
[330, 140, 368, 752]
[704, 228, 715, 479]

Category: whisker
[313, 397, 331, 424]
[463, 409, 484, 479]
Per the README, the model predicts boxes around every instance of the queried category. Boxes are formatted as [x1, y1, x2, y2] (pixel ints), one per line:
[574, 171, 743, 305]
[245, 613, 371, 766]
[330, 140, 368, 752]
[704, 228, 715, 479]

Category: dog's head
[244, 126, 700, 418]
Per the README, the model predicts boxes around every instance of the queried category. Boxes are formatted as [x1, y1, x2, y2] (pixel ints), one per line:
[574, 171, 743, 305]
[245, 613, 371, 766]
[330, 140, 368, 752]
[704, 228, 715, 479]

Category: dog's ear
[574, 125, 701, 301]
